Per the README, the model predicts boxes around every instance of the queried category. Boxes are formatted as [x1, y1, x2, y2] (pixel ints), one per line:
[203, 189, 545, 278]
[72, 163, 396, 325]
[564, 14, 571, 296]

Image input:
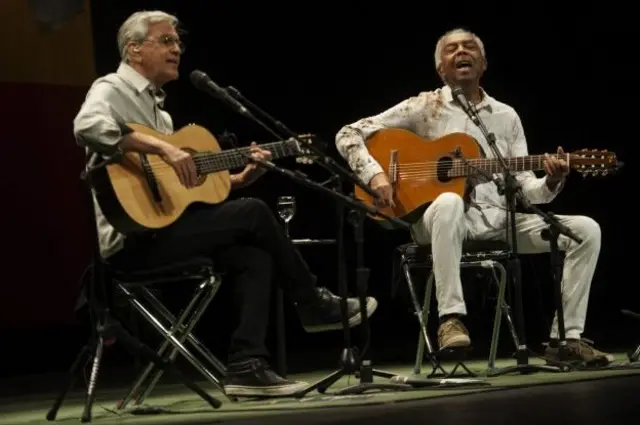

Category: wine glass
[276, 196, 296, 238]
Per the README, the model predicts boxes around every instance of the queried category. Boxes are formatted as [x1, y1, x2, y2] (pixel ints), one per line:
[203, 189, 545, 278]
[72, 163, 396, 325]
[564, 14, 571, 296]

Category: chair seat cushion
[108, 257, 217, 284]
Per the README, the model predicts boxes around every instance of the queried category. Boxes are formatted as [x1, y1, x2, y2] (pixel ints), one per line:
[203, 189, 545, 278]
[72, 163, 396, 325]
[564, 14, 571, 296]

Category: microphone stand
[455, 90, 580, 376]
[222, 86, 411, 395]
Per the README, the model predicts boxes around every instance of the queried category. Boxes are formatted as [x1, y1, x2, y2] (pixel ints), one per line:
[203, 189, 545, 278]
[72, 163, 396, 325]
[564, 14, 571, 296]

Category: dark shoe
[437, 317, 471, 350]
[224, 358, 308, 397]
[296, 287, 378, 333]
[544, 338, 614, 368]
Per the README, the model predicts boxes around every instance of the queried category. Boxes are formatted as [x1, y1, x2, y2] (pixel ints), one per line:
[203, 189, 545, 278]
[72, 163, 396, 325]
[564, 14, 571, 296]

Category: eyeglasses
[143, 35, 185, 53]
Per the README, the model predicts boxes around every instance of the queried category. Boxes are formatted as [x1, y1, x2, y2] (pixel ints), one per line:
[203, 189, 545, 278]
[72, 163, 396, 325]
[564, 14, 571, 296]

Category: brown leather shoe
[437, 317, 471, 350]
[544, 338, 614, 367]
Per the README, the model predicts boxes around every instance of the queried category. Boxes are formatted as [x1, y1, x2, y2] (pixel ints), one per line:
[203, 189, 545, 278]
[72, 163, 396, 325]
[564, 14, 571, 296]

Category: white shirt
[335, 85, 562, 233]
[73, 63, 173, 258]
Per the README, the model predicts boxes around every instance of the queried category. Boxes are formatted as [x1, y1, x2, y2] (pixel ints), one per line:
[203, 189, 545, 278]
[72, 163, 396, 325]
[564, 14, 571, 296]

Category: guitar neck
[452, 154, 564, 177]
[193, 140, 299, 174]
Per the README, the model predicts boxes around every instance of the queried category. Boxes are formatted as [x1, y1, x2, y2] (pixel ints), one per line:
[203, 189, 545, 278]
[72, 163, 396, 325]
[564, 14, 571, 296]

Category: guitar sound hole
[436, 157, 453, 182]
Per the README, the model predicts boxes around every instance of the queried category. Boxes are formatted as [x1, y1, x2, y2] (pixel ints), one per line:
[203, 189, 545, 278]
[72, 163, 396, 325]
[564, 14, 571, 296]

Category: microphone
[451, 86, 475, 118]
[189, 70, 250, 116]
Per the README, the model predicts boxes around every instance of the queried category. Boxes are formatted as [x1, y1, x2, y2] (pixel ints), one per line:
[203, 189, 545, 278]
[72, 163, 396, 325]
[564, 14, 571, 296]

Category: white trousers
[411, 192, 601, 339]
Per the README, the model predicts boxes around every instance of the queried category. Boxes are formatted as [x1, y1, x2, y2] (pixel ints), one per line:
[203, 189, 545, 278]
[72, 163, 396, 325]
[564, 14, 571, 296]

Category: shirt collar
[117, 62, 166, 107]
[442, 84, 493, 113]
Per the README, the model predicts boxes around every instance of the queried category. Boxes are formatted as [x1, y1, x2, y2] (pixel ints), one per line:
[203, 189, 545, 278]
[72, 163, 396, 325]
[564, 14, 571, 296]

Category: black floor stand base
[335, 358, 411, 395]
[396, 348, 490, 389]
[426, 347, 477, 378]
[424, 362, 449, 379]
[488, 348, 564, 377]
[294, 348, 411, 397]
[46, 314, 221, 423]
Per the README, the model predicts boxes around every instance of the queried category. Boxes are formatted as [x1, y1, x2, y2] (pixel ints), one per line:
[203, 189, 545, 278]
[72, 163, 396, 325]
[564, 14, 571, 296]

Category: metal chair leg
[486, 262, 520, 373]
[115, 284, 232, 401]
[493, 265, 520, 348]
[413, 270, 436, 375]
[404, 264, 444, 378]
[487, 262, 506, 371]
[138, 280, 226, 376]
[117, 279, 214, 409]
[135, 277, 222, 405]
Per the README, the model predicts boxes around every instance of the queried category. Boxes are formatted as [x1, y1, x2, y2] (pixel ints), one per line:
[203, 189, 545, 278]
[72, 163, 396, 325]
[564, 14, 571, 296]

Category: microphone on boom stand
[451, 85, 570, 376]
[189, 69, 412, 395]
[451, 87, 479, 125]
[225, 85, 376, 198]
[190, 70, 252, 117]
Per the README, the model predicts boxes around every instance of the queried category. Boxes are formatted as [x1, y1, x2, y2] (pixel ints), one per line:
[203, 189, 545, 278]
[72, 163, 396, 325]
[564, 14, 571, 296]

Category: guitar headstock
[569, 149, 623, 177]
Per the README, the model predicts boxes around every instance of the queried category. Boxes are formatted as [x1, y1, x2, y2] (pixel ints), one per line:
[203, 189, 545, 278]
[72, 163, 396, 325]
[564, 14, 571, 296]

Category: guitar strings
[395, 153, 575, 177]
[392, 153, 563, 177]
[105, 162, 545, 183]
[394, 153, 565, 170]
[121, 152, 564, 172]
[105, 140, 304, 176]
[106, 152, 584, 181]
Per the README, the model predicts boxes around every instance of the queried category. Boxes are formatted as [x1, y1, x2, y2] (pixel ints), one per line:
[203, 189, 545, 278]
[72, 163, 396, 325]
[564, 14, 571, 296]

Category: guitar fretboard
[193, 140, 300, 174]
[449, 154, 565, 178]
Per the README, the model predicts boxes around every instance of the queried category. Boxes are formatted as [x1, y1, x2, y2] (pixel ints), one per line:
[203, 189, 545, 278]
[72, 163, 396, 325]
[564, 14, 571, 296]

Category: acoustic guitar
[90, 123, 316, 234]
[353, 128, 621, 228]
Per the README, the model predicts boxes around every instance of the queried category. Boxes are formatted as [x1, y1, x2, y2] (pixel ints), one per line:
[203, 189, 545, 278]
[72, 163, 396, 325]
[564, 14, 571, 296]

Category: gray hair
[117, 10, 179, 62]
[434, 28, 486, 71]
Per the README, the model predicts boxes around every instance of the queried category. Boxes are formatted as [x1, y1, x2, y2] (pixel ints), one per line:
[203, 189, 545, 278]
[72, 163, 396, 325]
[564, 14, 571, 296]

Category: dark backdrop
[2, 2, 635, 379]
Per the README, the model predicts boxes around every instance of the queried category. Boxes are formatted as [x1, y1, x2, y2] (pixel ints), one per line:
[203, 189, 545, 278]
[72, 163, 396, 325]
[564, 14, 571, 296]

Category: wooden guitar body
[354, 128, 619, 229]
[92, 123, 231, 234]
[354, 128, 481, 228]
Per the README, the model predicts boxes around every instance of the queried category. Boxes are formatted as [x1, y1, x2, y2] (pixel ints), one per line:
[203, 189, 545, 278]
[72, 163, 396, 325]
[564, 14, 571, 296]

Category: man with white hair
[73, 10, 378, 397]
[335, 28, 612, 367]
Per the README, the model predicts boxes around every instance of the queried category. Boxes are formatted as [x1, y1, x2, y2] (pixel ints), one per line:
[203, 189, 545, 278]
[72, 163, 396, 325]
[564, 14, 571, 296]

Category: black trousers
[110, 197, 319, 363]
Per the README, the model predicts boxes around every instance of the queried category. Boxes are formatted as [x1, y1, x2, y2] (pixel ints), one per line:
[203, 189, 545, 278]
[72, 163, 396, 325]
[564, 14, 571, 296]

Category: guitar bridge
[389, 149, 398, 186]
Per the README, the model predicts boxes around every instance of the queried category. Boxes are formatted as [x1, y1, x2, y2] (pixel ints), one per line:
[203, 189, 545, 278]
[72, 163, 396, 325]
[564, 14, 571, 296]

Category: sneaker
[437, 317, 471, 350]
[224, 358, 308, 397]
[544, 338, 614, 368]
[296, 287, 378, 333]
